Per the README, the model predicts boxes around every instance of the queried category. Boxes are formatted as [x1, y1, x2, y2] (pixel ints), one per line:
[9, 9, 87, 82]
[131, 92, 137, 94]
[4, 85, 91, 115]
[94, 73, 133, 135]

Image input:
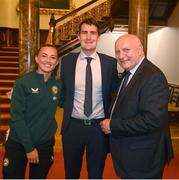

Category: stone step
[0, 79, 15, 83]
[0, 47, 18, 51]
[0, 112, 11, 123]
[0, 50, 18, 56]
[0, 67, 19, 73]
[0, 61, 19, 67]
[0, 87, 12, 94]
[0, 103, 10, 108]
[0, 112, 11, 121]
[0, 56, 18, 62]
[0, 95, 10, 103]
[0, 103, 11, 112]
[0, 47, 18, 134]
[0, 72, 18, 80]
[0, 79, 15, 87]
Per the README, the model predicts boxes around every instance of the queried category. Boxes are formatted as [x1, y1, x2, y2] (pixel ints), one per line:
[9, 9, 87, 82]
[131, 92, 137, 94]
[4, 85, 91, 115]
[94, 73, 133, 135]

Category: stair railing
[46, 0, 111, 46]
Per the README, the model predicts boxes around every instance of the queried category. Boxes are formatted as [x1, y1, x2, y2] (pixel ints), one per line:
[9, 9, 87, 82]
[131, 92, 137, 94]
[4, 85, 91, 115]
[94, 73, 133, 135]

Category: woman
[2, 44, 61, 179]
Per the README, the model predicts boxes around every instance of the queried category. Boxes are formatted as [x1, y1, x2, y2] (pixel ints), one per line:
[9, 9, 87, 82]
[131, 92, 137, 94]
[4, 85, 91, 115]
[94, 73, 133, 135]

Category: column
[128, 0, 149, 54]
[19, 0, 40, 76]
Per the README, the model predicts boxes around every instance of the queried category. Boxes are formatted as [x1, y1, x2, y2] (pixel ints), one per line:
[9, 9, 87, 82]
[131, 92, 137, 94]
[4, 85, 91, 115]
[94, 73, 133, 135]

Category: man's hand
[26, 148, 39, 164]
[100, 119, 111, 134]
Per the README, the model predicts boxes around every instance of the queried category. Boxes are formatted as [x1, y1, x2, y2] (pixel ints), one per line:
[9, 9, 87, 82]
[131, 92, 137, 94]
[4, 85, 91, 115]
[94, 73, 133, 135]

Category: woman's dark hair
[35, 44, 58, 56]
[33, 44, 58, 70]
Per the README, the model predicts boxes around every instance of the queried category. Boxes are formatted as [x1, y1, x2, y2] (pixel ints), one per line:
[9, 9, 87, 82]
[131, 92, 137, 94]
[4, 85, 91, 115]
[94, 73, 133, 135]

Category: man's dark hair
[79, 18, 100, 35]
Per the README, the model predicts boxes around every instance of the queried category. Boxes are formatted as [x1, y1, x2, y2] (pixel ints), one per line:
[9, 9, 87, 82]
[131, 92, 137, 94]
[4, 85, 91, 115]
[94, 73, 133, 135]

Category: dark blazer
[110, 58, 174, 178]
[60, 52, 118, 135]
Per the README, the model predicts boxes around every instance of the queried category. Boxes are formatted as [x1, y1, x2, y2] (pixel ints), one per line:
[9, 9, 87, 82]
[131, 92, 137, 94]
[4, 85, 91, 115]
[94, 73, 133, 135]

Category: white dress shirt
[71, 51, 105, 119]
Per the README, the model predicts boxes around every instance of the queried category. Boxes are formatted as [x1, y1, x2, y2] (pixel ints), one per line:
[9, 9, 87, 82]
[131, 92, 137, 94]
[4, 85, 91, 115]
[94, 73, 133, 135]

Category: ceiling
[110, 0, 178, 30]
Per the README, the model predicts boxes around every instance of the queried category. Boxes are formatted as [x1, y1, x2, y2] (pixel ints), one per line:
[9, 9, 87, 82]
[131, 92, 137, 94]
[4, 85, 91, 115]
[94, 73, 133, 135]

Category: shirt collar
[79, 51, 97, 61]
[129, 56, 145, 75]
[33, 70, 55, 82]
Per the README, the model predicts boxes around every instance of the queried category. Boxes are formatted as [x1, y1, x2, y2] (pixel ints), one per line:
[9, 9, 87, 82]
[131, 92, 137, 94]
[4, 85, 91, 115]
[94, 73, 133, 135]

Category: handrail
[46, 0, 111, 54]
[45, 0, 100, 45]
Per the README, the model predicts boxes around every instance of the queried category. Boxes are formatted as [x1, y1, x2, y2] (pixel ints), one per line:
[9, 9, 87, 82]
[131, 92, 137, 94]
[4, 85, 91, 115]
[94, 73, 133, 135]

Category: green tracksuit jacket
[9, 70, 62, 152]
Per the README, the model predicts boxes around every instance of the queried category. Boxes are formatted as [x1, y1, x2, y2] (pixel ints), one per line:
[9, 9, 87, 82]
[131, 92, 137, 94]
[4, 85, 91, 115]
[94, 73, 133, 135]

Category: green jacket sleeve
[10, 79, 35, 152]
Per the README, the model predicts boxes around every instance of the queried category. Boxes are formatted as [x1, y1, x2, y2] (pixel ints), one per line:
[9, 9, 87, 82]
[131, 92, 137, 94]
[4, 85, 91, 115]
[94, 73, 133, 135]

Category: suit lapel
[115, 59, 148, 105]
[70, 53, 79, 94]
[98, 53, 107, 97]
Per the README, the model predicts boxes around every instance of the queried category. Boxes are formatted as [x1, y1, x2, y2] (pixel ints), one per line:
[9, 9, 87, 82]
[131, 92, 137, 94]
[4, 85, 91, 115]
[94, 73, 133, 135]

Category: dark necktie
[119, 71, 131, 94]
[84, 57, 93, 117]
[109, 70, 131, 118]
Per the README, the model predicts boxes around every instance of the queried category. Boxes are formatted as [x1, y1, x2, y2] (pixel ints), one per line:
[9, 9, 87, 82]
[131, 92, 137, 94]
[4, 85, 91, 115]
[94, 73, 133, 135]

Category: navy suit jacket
[110, 58, 174, 178]
[60, 52, 118, 135]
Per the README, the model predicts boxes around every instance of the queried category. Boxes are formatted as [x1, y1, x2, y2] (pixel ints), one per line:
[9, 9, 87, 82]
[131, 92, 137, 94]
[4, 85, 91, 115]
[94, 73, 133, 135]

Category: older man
[100, 34, 174, 178]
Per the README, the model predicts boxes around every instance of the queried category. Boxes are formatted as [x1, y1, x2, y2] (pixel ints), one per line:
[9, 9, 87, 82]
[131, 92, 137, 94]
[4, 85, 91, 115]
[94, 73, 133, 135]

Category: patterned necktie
[119, 71, 131, 94]
[84, 57, 93, 117]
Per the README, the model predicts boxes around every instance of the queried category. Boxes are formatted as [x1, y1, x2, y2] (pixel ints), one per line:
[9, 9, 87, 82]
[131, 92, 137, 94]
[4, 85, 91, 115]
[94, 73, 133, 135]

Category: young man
[100, 34, 174, 178]
[3, 45, 61, 179]
[60, 18, 118, 178]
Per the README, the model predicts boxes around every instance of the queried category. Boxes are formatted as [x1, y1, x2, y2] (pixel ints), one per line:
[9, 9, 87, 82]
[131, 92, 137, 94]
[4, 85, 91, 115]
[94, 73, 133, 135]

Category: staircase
[0, 47, 19, 144]
[45, 0, 112, 56]
[0, 1, 110, 141]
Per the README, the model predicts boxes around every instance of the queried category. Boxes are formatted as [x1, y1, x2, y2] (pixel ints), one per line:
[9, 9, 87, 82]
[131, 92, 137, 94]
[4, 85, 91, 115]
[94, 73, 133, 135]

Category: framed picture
[16, 0, 74, 15]
[40, 0, 73, 15]
[40, 0, 70, 9]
